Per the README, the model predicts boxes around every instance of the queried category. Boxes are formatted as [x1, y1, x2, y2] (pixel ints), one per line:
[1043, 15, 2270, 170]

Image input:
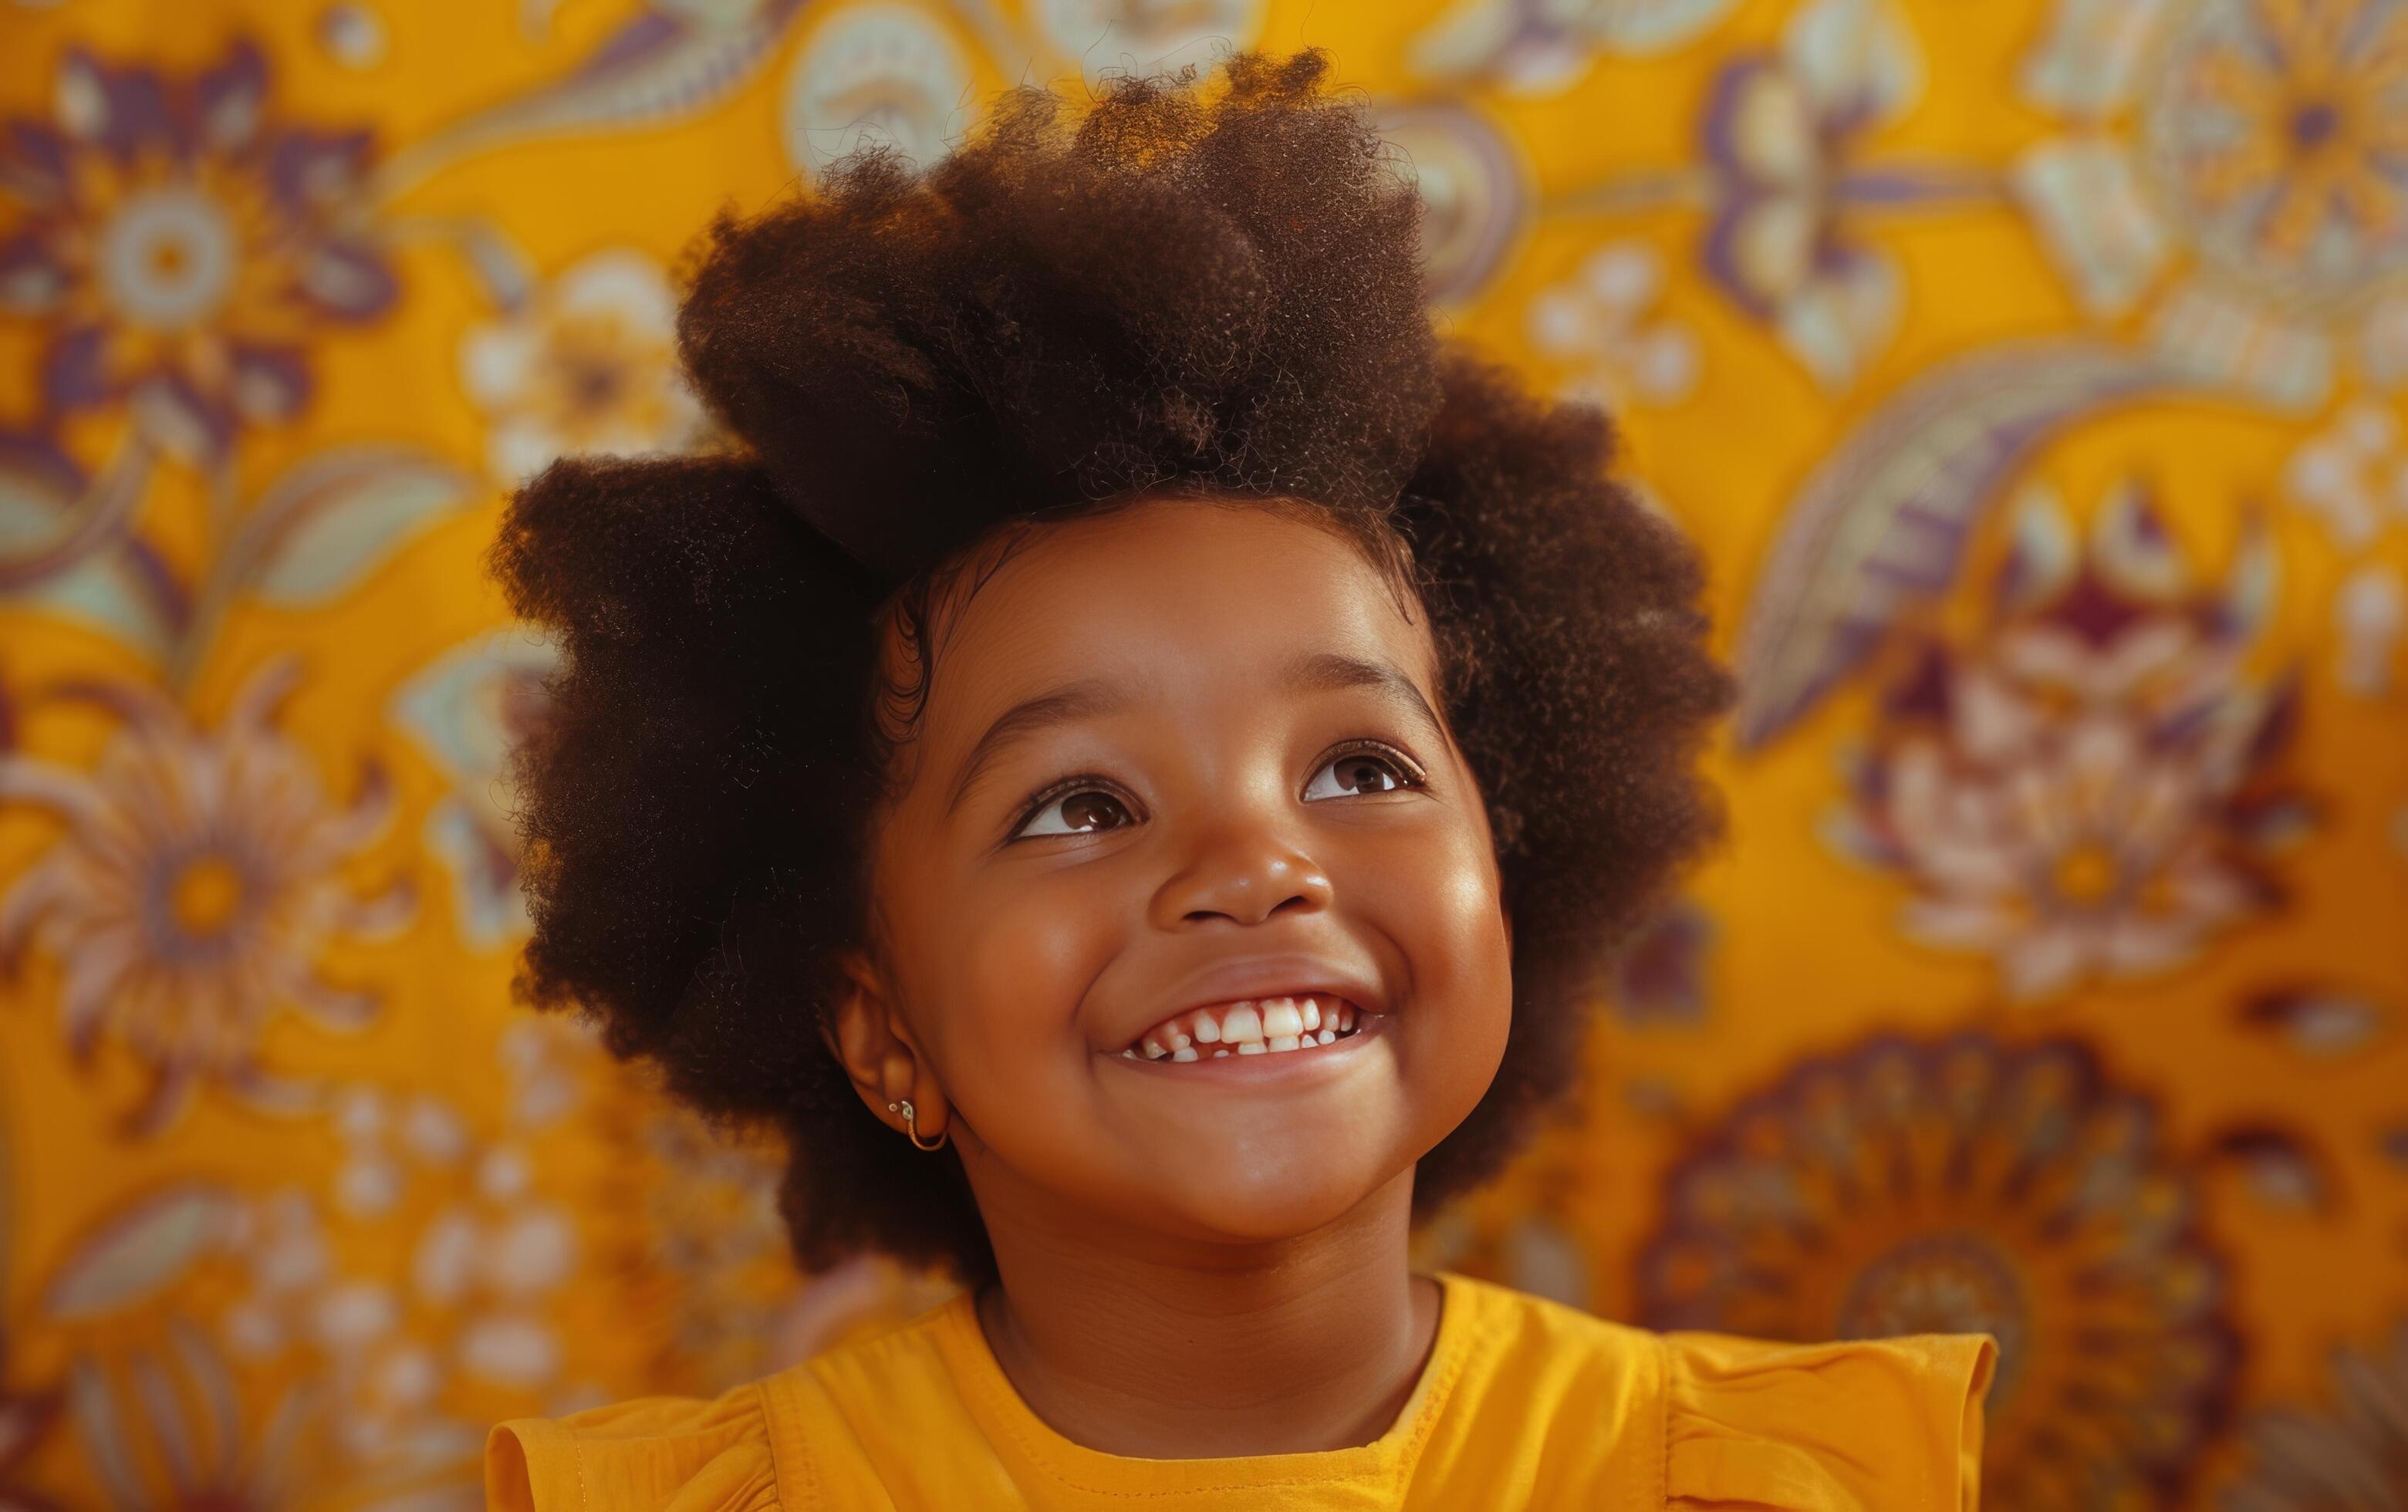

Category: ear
[822, 945, 950, 1142]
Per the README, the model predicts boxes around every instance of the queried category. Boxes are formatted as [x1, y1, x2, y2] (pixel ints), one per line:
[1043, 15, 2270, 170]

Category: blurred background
[1, 0, 2403, 1505]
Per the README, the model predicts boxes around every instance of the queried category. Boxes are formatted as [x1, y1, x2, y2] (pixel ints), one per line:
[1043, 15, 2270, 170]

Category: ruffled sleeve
[1663, 1330, 1998, 1510]
[486, 1383, 782, 1512]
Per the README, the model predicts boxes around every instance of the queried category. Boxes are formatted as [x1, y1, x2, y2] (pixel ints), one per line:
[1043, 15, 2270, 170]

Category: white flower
[1694, 0, 1923, 388]
[458, 248, 704, 481]
[1528, 242, 1700, 411]
[1835, 485, 2302, 1001]
[0, 656, 412, 1132]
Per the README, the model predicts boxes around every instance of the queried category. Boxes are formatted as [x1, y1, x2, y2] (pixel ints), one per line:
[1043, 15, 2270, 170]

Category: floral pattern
[2018, 0, 2408, 407]
[1526, 241, 1700, 410]
[458, 248, 703, 483]
[1640, 1031, 2239, 1508]
[1694, 0, 1923, 386]
[1829, 484, 2308, 1001]
[2283, 398, 2408, 697]
[2221, 1317, 2408, 1510]
[1411, 0, 1745, 92]
[0, 40, 396, 457]
[0, 656, 414, 1132]
[2, 4, 2403, 1506]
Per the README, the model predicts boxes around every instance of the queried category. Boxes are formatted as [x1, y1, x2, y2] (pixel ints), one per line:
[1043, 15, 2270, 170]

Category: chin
[1162, 1164, 1397, 1244]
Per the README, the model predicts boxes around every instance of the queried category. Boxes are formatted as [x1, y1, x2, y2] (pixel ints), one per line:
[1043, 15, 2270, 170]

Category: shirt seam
[755, 1379, 799, 1512]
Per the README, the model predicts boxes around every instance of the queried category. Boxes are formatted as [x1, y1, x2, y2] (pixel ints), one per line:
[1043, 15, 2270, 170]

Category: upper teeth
[1123, 995, 1362, 1061]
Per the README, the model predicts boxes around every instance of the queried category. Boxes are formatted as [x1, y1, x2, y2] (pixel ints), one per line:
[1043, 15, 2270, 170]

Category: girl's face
[853, 496, 1513, 1250]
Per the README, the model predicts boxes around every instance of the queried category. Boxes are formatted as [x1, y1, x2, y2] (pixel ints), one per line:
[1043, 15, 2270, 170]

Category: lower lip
[1102, 1010, 1394, 1082]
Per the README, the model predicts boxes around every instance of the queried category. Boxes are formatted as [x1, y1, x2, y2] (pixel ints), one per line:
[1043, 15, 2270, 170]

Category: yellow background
[2, 0, 2403, 1505]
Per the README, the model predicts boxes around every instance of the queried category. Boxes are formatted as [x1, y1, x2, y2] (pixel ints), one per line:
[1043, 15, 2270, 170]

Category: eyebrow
[941, 650, 1451, 818]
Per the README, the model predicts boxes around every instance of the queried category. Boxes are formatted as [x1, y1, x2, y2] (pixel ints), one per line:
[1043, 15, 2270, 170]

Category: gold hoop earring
[887, 1098, 949, 1152]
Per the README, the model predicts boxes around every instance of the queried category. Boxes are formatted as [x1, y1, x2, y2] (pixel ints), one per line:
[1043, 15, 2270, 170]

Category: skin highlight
[820, 494, 1516, 1458]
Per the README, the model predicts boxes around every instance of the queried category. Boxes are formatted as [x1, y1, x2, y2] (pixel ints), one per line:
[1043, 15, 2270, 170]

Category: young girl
[482, 49, 1995, 1510]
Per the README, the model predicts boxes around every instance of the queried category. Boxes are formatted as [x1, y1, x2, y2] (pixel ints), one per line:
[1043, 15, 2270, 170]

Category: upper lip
[1110, 955, 1392, 1051]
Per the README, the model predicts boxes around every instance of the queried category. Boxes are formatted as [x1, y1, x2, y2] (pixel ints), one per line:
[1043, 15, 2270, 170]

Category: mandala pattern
[2018, 0, 2408, 406]
[0, 40, 397, 457]
[1640, 1031, 2240, 1508]
[2, 5, 2402, 1506]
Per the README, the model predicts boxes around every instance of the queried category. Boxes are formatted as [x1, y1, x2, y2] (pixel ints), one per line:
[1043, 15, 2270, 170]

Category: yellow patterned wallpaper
[2, 1, 2403, 1506]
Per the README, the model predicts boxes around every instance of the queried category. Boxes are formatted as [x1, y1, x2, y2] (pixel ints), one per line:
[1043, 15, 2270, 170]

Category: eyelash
[1005, 739, 1430, 843]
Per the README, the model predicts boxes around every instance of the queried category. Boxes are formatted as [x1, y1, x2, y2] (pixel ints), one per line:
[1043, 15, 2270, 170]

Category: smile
[1117, 994, 1373, 1061]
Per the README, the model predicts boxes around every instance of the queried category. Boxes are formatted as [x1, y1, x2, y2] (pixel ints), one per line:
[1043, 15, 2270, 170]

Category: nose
[1150, 819, 1334, 929]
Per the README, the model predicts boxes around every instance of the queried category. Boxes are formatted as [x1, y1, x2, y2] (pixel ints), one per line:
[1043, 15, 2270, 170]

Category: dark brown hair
[489, 49, 1731, 1289]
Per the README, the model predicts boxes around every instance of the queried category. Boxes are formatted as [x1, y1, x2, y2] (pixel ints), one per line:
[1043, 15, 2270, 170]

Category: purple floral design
[1829, 483, 2309, 1001]
[1639, 1030, 2239, 1510]
[0, 39, 397, 458]
[0, 658, 414, 1133]
[1694, 0, 1970, 388]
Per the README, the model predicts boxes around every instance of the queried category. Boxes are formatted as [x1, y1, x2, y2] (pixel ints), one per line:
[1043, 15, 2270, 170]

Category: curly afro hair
[489, 48, 1731, 1291]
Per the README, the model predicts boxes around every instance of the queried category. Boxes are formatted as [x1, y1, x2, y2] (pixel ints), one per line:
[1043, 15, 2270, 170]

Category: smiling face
[846, 494, 1514, 1252]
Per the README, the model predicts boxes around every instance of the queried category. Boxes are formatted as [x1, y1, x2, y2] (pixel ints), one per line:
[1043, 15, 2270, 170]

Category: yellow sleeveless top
[487, 1271, 1997, 1510]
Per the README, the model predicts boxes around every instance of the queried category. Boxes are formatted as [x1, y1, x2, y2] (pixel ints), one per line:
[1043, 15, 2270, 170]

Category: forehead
[903, 497, 1437, 748]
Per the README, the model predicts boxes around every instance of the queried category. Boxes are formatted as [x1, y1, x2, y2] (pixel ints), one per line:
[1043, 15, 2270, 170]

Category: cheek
[936, 867, 1123, 1071]
[1361, 821, 1515, 1105]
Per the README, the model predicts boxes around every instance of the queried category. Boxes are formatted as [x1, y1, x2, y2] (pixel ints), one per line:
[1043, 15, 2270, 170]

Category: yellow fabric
[486, 1272, 1996, 1510]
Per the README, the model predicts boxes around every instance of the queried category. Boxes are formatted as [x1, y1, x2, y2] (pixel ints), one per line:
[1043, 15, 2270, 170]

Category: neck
[968, 1166, 1444, 1460]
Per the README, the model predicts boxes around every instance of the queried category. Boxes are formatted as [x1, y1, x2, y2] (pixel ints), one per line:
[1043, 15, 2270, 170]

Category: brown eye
[1303, 745, 1423, 801]
[1014, 786, 1135, 839]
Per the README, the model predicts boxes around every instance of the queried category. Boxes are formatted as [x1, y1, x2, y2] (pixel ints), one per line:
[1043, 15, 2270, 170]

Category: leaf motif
[1733, 340, 2167, 748]
[233, 447, 479, 608]
[372, 0, 808, 201]
[41, 1186, 232, 1321]
[0, 437, 174, 660]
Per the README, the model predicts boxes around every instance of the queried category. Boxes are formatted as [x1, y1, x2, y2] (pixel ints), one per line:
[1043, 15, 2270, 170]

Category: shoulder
[485, 1292, 971, 1512]
[1431, 1275, 1995, 1509]
[1660, 1325, 1999, 1510]
[485, 1382, 781, 1512]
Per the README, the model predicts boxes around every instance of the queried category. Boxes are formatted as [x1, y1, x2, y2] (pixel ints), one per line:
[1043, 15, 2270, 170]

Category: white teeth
[1120, 994, 1373, 1063]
